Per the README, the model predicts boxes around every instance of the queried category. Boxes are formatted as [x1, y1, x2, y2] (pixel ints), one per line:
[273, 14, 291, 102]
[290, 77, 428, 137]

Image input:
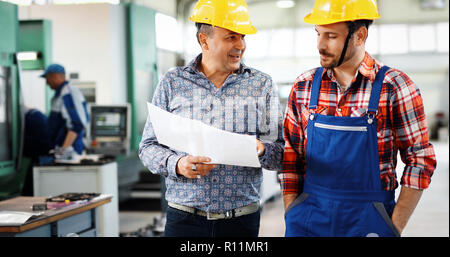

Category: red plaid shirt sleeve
[388, 69, 436, 189]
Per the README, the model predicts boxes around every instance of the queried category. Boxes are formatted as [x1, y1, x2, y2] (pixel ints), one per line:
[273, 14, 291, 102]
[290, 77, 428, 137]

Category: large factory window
[268, 28, 294, 57]
[379, 24, 409, 54]
[365, 25, 379, 55]
[294, 27, 319, 57]
[437, 22, 449, 53]
[409, 24, 436, 52]
[244, 30, 270, 58]
[155, 12, 181, 53]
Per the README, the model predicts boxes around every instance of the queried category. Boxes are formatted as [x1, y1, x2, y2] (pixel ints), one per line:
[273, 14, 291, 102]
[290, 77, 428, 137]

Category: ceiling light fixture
[276, 0, 295, 9]
[17, 51, 41, 61]
[421, 0, 445, 9]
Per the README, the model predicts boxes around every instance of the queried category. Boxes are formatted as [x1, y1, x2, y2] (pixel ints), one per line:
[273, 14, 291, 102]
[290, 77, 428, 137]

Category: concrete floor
[119, 141, 449, 237]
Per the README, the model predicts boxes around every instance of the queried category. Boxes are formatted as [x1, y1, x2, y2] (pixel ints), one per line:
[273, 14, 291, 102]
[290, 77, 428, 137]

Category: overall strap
[309, 67, 324, 110]
[367, 66, 390, 114]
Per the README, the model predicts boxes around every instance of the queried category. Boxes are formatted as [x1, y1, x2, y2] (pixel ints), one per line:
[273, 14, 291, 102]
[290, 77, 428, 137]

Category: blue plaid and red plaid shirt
[281, 52, 437, 196]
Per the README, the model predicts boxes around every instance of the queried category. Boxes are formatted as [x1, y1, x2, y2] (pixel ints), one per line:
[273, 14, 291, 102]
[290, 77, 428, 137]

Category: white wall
[18, 3, 128, 105]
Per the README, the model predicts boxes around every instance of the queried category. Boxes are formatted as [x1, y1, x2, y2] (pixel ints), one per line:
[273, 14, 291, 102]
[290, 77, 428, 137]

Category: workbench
[33, 161, 119, 237]
[0, 195, 111, 237]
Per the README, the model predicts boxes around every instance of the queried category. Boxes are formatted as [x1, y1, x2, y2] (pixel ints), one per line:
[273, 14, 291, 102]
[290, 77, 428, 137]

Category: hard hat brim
[304, 13, 380, 25]
[190, 16, 257, 35]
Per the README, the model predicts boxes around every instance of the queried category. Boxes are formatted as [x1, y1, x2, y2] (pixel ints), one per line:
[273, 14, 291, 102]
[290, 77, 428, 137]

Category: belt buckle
[224, 210, 233, 219]
[206, 210, 233, 220]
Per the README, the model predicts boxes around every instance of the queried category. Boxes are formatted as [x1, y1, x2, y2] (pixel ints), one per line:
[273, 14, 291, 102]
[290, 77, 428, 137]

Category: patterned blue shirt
[139, 54, 284, 213]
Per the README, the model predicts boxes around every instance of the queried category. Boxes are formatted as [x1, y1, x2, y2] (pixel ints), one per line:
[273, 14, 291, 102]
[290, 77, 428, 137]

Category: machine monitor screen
[90, 106, 128, 137]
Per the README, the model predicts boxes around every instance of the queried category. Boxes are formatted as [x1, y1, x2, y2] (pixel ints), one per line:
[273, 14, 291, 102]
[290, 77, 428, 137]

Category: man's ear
[198, 32, 209, 51]
[354, 26, 368, 46]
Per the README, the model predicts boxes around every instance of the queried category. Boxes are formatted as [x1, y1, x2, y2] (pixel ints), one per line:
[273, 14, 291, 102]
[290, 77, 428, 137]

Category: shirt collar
[183, 53, 251, 75]
[325, 52, 382, 84]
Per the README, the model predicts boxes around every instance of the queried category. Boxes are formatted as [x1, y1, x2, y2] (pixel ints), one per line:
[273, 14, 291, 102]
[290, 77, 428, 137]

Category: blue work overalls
[285, 66, 401, 237]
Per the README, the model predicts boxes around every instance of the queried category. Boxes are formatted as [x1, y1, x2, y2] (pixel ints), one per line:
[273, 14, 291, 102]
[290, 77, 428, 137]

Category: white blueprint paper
[147, 102, 261, 168]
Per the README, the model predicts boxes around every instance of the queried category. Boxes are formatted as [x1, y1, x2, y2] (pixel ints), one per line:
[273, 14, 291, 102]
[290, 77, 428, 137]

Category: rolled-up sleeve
[390, 71, 436, 190]
[138, 75, 186, 179]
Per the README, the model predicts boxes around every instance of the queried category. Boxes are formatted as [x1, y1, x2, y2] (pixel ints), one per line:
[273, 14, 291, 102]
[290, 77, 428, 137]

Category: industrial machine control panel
[86, 104, 131, 157]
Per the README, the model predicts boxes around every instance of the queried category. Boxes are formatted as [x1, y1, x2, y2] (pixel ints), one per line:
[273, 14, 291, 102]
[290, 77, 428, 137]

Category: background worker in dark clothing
[21, 108, 52, 196]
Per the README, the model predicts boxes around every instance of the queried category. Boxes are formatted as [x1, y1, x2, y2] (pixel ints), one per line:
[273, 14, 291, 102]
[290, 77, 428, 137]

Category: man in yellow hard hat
[139, 0, 284, 237]
[281, 0, 436, 236]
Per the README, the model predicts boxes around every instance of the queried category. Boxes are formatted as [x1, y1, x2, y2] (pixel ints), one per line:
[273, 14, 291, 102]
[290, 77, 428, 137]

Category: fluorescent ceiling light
[53, 0, 120, 4]
[17, 52, 39, 61]
[3, 0, 32, 5]
[421, 0, 445, 9]
[276, 0, 295, 8]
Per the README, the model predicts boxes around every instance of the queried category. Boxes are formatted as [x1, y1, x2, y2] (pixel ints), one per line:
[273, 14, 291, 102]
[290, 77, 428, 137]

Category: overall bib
[285, 66, 401, 237]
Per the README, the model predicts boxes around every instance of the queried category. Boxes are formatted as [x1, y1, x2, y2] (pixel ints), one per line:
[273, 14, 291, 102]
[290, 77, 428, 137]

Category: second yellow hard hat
[189, 0, 257, 35]
[304, 0, 380, 25]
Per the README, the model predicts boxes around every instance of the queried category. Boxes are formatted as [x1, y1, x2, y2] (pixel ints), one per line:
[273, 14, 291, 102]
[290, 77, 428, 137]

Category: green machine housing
[18, 19, 53, 113]
[0, 2, 23, 200]
[0, 1, 53, 200]
[116, 3, 160, 203]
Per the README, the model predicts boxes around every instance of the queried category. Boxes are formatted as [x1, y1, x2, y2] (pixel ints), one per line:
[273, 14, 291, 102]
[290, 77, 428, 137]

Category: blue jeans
[164, 206, 261, 237]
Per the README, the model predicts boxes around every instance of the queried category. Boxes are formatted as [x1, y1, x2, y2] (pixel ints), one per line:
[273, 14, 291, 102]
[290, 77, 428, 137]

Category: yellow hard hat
[189, 0, 257, 35]
[304, 0, 380, 25]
